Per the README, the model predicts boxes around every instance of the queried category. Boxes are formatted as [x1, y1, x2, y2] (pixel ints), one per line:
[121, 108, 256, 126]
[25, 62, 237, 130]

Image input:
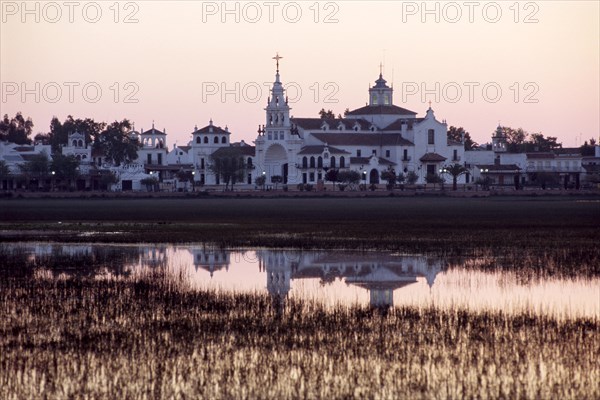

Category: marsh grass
[1, 273, 598, 399]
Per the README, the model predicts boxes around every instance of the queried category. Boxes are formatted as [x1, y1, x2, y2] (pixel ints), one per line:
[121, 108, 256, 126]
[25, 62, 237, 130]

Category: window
[453, 149, 458, 161]
[372, 94, 378, 105]
[317, 173, 322, 181]
[427, 164, 435, 175]
[428, 129, 435, 145]
[222, 136, 227, 144]
[385, 150, 390, 158]
[196, 137, 200, 144]
[310, 157, 315, 168]
[318, 157, 323, 168]
[204, 136, 208, 144]
[372, 150, 377, 156]
[302, 157, 308, 168]
[157, 154, 162, 165]
[384, 94, 390, 105]
[330, 157, 336, 168]
[214, 136, 219, 144]
[72, 140, 77, 146]
[309, 172, 315, 182]
[247, 157, 253, 167]
[403, 149, 408, 161]
[340, 156, 345, 168]
[357, 150, 361, 157]
[147, 154, 152, 164]
[201, 158, 205, 169]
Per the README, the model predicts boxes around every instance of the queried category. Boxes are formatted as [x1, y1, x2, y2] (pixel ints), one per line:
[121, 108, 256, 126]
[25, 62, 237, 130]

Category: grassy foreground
[0, 273, 598, 399]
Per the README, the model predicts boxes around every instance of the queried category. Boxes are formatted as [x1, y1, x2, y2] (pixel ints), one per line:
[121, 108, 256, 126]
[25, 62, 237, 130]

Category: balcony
[526, 166, 581, 173]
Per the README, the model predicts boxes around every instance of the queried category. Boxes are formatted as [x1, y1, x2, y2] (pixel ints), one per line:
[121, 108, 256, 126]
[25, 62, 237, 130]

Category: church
[253, 55, 465, 186]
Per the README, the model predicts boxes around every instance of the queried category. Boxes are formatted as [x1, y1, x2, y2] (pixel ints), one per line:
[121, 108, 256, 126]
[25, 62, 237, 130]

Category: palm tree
[441, 163, 469, 191]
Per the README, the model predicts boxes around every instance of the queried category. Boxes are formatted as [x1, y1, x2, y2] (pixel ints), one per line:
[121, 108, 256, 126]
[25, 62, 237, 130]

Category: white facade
[254, 64, 465, 185]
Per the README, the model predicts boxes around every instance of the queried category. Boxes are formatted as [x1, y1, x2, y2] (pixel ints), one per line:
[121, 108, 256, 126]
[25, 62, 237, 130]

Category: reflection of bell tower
[140, 246, 167, 268]
[262, 251, 292, 317]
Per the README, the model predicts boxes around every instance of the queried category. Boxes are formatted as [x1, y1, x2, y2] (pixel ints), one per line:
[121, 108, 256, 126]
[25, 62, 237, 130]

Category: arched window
[310, 157, 315, 168]
[214, 136, 219, 144]
[204, 136, 208, 144]
[317, 157, 323, 168]
[302, 157, 308, 168]
[340, 156, 345, 168]
[78, 140, 83, 147]
[82, 155, 87, 159]
[196, 136, 201, 144]
[247, 157, 253, 167]
[76, 155, 81, 160]
[72, 140, 77, 146]
[222, 136, 227, 144]
[330, 156, 336, 168]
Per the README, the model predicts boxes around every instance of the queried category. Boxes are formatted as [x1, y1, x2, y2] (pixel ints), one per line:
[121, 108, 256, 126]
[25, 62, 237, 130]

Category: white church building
[253, 57, 465, 186]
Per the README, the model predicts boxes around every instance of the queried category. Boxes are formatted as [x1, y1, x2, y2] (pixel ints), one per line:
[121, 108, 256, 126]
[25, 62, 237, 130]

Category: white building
[254, 58, 465, 186]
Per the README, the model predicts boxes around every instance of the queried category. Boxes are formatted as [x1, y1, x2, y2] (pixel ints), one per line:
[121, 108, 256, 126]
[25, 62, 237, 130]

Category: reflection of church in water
[257, 251, 443, 309]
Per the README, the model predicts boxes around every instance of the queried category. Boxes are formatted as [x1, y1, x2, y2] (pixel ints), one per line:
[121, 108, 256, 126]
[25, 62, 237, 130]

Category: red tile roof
[420, 153, 447, 162]
[312, 133, 413, 147]
[346, 105, 417, 116]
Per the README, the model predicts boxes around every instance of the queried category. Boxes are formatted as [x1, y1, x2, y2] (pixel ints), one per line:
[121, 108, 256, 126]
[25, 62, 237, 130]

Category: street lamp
[192, 171, 196, 192]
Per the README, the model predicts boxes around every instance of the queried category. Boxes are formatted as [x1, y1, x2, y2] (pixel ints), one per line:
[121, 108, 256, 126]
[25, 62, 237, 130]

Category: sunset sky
[1, 1, 598, 147]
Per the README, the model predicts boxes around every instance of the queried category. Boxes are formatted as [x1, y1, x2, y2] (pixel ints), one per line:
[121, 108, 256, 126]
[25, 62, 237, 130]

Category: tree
[406, 171, 419, 185]
[447, 126, 478, 150]
[48, 116, 105, 152]
[255, 175, 266, 189]
[476, 176, 493, 191]
[324, 169, 339, 190]
[271, 175, 283, 190]
[581, 139, 598, 156]
[94, 120, 140, 166]
[529, 172, 559, 189]
[176, 170, 194, 191]
[0, 112, 34, 145]
[441, 163, 468, 191]
[140, 176, 158, 192]
[502, 127, 528, 152]
[528, 133, 561, 152]
[380, 168, 397, 190]
[337, 170, 361, 190]
[318, 109, 336, 120]
[99, 171, 118, 191]
[50, 154, 80, 190]
[208, 148, 247, 191]
[425, 173, 444, 189]
[0, 160, 10, 187]
[19, 151, 50, 189]
[396, 172, 406, 185]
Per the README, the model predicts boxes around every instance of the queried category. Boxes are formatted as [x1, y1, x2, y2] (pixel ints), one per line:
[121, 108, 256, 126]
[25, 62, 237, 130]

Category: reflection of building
[190, 247, 230, 277]
[257, 250, 442, 309]
[139, 246, 168, 269]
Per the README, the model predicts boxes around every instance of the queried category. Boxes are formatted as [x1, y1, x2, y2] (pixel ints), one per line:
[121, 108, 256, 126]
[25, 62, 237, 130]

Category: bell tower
[369, 63, 394, 106]
[264, 53, 291, 133]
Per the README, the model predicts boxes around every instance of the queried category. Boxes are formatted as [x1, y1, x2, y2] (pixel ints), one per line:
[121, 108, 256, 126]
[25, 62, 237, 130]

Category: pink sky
[1, 1, 598, 147]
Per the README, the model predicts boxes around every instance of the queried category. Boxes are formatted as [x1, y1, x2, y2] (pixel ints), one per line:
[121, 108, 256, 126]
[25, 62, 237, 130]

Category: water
[3, 243, 598, 319]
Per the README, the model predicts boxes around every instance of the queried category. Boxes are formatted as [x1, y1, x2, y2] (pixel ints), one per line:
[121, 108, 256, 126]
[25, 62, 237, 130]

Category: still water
[4, 243, 599, 319]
